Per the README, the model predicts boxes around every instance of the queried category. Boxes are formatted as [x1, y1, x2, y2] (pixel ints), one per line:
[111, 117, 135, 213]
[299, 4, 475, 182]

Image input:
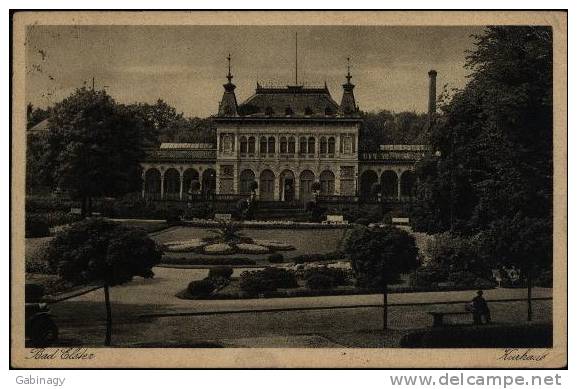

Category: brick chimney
[428, 70, 437, 123]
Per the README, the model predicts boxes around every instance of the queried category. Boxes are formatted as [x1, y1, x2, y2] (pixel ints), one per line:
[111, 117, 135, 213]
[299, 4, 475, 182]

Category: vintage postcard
[10, 10, 567, 368]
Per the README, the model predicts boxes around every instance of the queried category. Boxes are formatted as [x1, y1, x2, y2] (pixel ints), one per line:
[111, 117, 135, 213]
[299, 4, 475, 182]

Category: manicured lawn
[153, 226, 347, 262]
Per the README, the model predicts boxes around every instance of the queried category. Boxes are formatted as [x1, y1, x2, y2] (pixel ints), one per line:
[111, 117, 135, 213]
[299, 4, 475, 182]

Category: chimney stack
[428, 69, 437, 122]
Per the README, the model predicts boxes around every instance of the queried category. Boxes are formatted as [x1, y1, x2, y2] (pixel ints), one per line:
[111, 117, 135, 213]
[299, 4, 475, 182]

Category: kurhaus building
[141, 59, 434, 204]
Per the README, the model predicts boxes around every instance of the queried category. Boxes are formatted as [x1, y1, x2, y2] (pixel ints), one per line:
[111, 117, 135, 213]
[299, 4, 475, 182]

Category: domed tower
[339, 57, 359, 116]
[218, 54, 238, 117]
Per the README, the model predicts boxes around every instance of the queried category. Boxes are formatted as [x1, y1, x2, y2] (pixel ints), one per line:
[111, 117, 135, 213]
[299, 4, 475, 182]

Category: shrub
[409, 266, 448, 288]
[267, 253, 284, 263]
[424, 232, 490, 275]
[306, 274, 334, 289]
[303, 267, 350, 286]
[447, 271, 478, 288]
[534, 268, 553, 288]
[239, 267, 298, 295]
[163, 207, 183, 225]
[183, 203, 213, 220]
[25, 215, 51, 238]
[354, 217, 370, 226]
[187, 279, 216, 297]
[208, 266, 234, 280]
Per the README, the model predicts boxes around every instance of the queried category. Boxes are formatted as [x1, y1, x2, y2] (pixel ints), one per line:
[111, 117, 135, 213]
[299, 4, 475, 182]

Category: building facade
[141, 61, 434, 204]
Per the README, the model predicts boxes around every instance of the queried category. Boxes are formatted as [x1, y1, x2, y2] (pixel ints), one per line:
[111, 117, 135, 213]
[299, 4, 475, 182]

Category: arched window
[280, 136, 288, 154]
[381, 171, 399, 199]
[240, 136, 248, 154]
[268, 136, 276, 154]
[400, 171, 416, 198]
[265, 106, 274, 116]
[248, 136, 256, 154]
[320, 170, 335, 195]
[259, 170, 275, 201]
[308, 137, 316, 154]
[343, 136, 353, 154]
[144, 168, 161, 200]
[328, 137, 336, 154]
[183, 168, 200, 195]
[299, 170, 315, 202]
[299, 137, 307, 154]
[163, 168, 181, 200]
[202, 168, 217, 197]
[320, 137, 327, 155]
[359, 170, 379, 201]
[285, 106, 293, 116]
[260, 136, 268, 154]
[288, 136, 296, 154]
[239, 169, 256, 195]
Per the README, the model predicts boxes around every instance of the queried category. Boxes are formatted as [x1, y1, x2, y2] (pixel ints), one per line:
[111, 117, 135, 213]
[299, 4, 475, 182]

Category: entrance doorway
[280, 170, 295, 202]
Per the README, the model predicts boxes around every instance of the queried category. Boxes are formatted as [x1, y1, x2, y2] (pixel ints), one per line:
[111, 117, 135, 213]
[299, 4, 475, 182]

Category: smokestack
[428, 69, 437, 122]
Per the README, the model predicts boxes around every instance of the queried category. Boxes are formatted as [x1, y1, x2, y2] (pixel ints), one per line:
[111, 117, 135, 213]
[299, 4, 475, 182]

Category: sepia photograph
[10, 10, 567, 368]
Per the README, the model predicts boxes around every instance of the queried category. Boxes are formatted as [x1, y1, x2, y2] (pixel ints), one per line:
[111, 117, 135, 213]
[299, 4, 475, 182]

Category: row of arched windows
[238, 135, 337, 156]
[358, 170, 416, 200]
[143, 167, 217, 200]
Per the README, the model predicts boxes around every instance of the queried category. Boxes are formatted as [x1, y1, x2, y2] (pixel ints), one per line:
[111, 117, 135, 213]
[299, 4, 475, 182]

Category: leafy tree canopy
[344, 225, 419, 288]
[46, 218, 163, 286]
[44, 88, 146, 207]
[411, 26, 553, 269]
[360, 110, 429, 150]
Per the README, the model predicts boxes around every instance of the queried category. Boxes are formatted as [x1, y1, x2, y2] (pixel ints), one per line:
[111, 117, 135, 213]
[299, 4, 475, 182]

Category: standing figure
[472, 290, 491, 324]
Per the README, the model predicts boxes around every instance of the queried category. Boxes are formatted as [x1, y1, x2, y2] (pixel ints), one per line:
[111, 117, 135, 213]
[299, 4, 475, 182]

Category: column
[274, 174, 281, 201]
[335, 169, 341, 196]
[179, 171, 184, 200]
[397, 171, 402, 200]
[294, 173, 300, 201]
[233, 166, 239, 194]
[160, 169, 165, 200]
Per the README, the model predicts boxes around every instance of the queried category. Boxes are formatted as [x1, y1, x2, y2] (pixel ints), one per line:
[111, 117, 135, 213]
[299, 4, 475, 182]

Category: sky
[25, 25, 485, 117]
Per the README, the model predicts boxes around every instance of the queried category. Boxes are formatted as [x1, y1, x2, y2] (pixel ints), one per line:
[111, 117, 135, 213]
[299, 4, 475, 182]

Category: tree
[344, 225, 419, 329]
[359, 110, 429, 151]
[411, 27, 553, 320]
[46, 218, 163, 345]
[45, 88, 146, 216]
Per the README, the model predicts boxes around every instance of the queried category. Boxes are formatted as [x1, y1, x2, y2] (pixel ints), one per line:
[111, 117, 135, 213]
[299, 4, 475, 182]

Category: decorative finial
[346, 57, 352, 84]
[226, 53, 233, 83]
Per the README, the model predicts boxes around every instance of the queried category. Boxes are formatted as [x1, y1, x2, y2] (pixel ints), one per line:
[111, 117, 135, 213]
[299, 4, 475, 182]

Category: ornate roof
[236, 84, 341, 118]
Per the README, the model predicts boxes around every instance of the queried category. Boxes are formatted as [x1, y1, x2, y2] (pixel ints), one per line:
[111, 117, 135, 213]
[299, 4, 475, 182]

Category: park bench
[322, 214, 348, 225]
[427, 310, 472, 327]
[214, 213, 232, 222]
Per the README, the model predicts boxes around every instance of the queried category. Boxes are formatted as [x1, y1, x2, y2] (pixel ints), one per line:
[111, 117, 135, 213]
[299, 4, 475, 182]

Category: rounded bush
[267, 253, 284, 263]
[303, 267, 350, 286]
[354, 217, 370, 226]
[26, 215, 51, 238]
[187, 279, 216, 297]
[306, 274, 334, 289]
[239, 267, 298, 295]
[208, 266, 234, 280]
